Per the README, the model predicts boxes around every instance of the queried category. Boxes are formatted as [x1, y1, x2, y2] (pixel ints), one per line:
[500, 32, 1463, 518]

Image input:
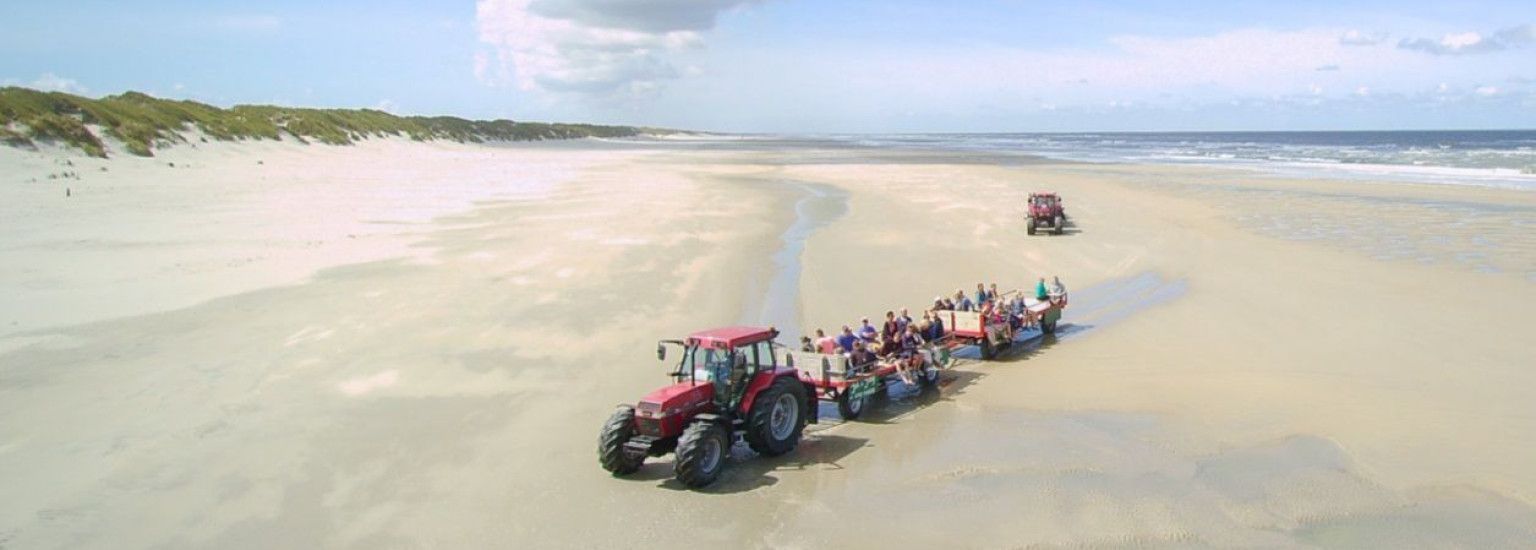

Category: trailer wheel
[745, 376, 808, 456]
[1053, 215, 1065, 235]
[598, 406, 644, 475]
[979, 336, 996, 360]
[918, 363, 940, 388]
[1042, 319, 1057, 335]
[837, 389, 866, 420]
[674, 420, 728, 488]
[1027, 217, 1037, 235]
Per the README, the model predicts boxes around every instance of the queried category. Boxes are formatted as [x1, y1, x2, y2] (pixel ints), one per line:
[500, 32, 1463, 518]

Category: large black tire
[1053, 215, 1065, 235]
[745, 376, 808, 456]
[674, 421, 728, 488]
[1026, 217, 1037, 235]
[837, 388, 867, 420]
[1042, 318, 1057, 335]
[598, 406, 644, 476]
[979, 336, 996, 360]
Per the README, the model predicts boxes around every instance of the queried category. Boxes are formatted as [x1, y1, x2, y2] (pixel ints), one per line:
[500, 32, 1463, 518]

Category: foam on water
[828, 131, 1536, 190]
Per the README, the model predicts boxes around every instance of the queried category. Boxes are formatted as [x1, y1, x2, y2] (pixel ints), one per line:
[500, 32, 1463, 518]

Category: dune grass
[0, 87, 667, 158]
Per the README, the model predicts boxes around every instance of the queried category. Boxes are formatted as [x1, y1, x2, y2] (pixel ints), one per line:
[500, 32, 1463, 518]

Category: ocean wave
[823, 131, 1536, 191]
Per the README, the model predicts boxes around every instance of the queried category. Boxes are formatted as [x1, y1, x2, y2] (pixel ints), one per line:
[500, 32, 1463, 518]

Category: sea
[830, 130, 1536, 191]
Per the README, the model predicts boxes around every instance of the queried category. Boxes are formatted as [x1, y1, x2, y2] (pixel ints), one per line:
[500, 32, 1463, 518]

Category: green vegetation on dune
[0, 87, 667, 158]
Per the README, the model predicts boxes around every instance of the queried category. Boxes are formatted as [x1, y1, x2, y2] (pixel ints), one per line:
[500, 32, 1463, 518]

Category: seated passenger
[1050, 276, 1067, 300]
[836, 325, 858, 353]
[895, 325, 927, 384]
[954, 289, 973, 312]
[858, 317, 879, 341]
[1035, 277, 1049, 301]
[851, 341, 877, 370]
[975, 283, 989, 307]
[800, 336, 815, 353]
[881, 311, 900, 344]
[814, 328, 838, 354]
[932, 296, 948, 311]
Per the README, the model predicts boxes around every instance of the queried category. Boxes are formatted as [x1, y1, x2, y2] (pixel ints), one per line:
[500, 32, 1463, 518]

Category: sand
[1, 137, 1534, 548]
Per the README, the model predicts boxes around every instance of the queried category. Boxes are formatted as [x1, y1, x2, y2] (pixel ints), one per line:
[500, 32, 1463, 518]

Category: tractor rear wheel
[1042, 319, 1057, 335]
[1027, 217, 1037, 235]
[598, 406, 644, 476]
[745, 376, 808, 456]
[674, 420, 728, 488]
[1053, 215, 1065, 235]
[979, 336, 996, 360]
[837, 389, 866, 420]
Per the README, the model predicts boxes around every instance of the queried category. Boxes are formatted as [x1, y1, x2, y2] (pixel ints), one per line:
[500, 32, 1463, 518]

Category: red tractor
[598, 326, 817, 488]
[1026, 192, 1067, 235]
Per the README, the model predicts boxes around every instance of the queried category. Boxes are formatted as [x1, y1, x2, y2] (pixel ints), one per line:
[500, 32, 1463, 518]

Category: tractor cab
[657, 326, 783, 411]
[1029, 193, 1060, 213]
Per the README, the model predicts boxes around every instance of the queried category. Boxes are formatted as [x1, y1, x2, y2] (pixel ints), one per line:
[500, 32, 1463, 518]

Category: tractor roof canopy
[687, 326, 779, 349]
[1030, 192, 1059, 199]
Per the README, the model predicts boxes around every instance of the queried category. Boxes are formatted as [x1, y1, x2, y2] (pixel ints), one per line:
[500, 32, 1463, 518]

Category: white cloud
[1354, 86, 1370, 96]
[25, 73, 88, 94]
[1475, 85, 1500, 96]
[1339, 30, 1388, 46]
[474, 0, 758, 97]
[1398, 24, 1534, 55]
[374, 99, 401, 113]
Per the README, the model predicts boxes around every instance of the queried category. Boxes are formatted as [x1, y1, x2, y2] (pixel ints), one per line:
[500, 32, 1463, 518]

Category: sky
[3, 0, 1535, 132]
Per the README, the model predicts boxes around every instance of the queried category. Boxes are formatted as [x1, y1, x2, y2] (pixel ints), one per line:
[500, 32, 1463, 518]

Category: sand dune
[1, 138, 1533, 548]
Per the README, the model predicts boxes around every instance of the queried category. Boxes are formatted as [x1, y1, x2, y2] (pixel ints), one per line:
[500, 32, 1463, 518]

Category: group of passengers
[800, 277, 1066, 385]
[926, 277, 1067, 332]
[800, 310, 935, 384]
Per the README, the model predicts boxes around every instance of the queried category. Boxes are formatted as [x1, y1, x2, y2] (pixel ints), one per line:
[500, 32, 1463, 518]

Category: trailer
[933, 294, 1067, 360]
[789, 347, 944, 420]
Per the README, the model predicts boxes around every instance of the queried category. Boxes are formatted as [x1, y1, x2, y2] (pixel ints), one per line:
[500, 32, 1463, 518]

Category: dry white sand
[1, 137, 1533, 548]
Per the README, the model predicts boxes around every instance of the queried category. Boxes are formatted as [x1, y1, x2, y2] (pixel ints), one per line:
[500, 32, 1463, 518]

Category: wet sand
[1, 138, 1534, 548]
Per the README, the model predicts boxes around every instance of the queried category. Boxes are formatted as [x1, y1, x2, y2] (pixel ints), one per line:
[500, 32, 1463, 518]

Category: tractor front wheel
[674, 420, 728, 488]
[598, 406, 644, 476]
[1027, 217, 1037, 235]
[1054, 215, 1065, 235]
[745, 376, 808, 456]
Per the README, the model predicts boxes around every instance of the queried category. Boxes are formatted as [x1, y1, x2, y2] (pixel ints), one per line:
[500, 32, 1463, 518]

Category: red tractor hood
[641, 380, 710, 405]
[635, 380, 716, 438]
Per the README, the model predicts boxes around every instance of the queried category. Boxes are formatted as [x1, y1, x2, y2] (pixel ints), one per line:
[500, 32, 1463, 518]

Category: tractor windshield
[680, 344, 732, 383]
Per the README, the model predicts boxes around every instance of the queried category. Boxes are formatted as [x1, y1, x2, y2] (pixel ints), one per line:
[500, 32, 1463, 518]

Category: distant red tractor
[598, 326, 817, 488]
[1026, 192, 1067, 235]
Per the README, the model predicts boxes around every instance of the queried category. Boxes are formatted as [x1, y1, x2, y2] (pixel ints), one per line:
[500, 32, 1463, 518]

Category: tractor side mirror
[656, 344, 666, 361]
[785, 353, 795, 368]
